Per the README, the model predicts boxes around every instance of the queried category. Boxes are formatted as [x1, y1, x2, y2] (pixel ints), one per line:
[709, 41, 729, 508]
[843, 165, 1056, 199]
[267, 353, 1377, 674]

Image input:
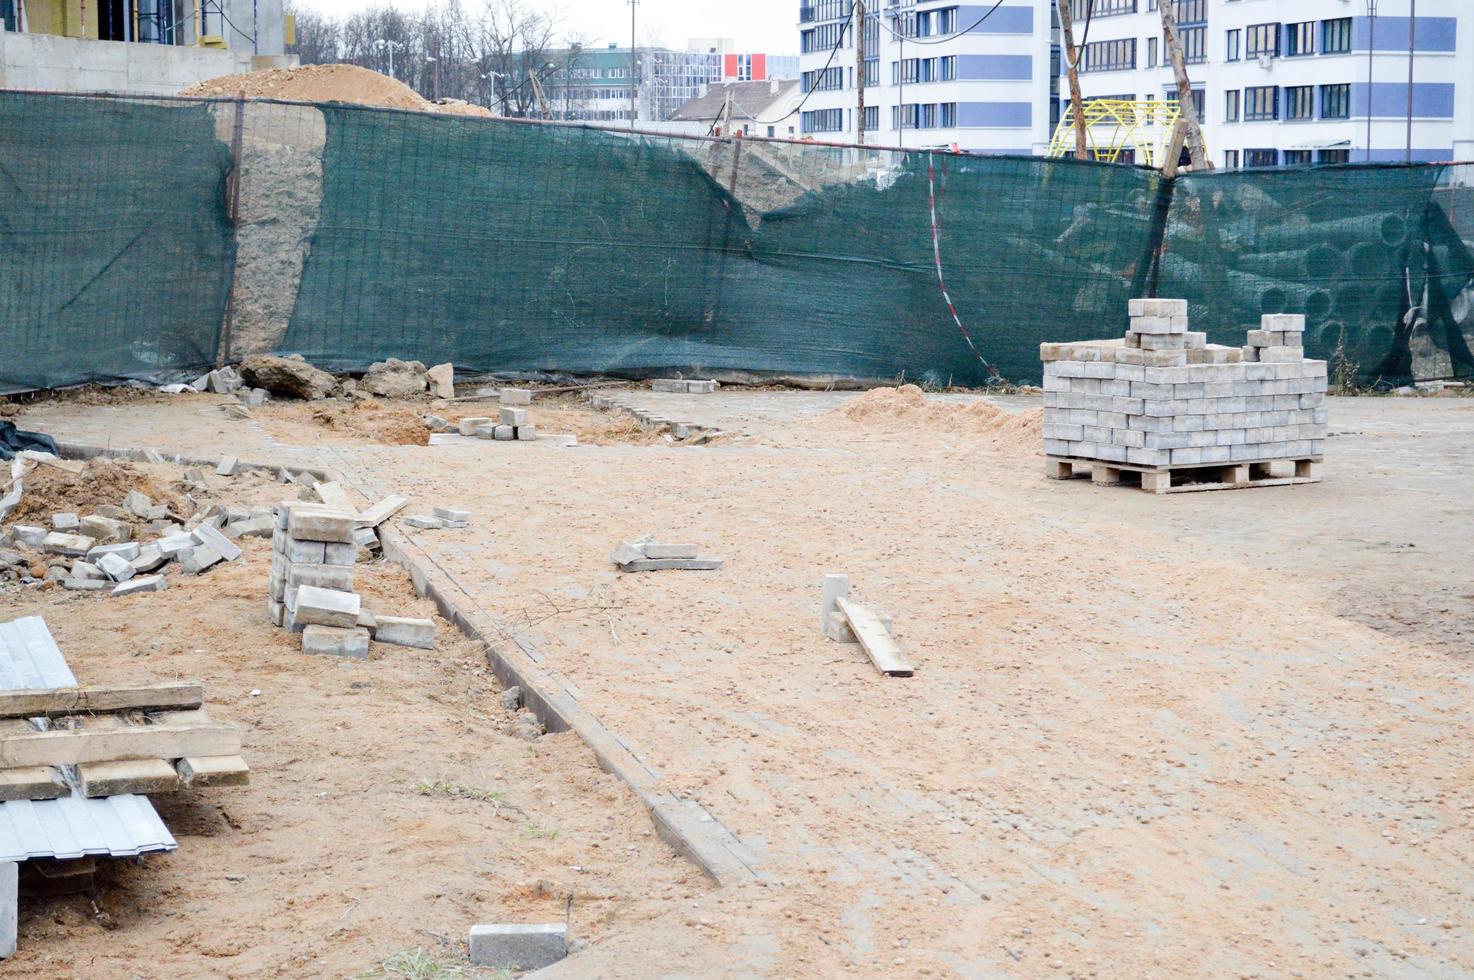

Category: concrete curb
[49, 442, 763, 887]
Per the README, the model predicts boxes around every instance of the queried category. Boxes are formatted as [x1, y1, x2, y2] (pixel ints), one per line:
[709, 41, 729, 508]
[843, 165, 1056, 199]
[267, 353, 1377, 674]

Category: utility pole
[1056, 0, 1088, 158]
[1157, 0, 1210, 169]
[1366, 0, 1378, 162]
[855, 0, 867, 144]
[1405, 0, 1416, 162]
[628, 0, 638, 129]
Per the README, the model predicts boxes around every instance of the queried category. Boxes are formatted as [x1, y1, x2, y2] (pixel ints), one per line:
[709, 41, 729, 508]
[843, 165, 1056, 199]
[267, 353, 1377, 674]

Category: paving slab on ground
[15, 389, 1474, 977]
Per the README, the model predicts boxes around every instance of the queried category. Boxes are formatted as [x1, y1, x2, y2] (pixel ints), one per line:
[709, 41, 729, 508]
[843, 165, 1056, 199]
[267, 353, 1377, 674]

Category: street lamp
[425, 55, 438, 101]
[1365, 0, 1377, 163]
[481, 71, 507, 115]
[373, 39, 405, 81]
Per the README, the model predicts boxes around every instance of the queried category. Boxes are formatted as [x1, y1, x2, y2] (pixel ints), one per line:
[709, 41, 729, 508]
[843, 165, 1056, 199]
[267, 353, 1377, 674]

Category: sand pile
[10, 458, 185, 523]
[180, 64, 492, 116]
[829, 385, 1042, 445]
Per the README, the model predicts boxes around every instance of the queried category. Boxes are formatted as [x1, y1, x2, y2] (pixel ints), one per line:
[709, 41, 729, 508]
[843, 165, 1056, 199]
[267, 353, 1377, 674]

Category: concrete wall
[0, 32, 253, 94]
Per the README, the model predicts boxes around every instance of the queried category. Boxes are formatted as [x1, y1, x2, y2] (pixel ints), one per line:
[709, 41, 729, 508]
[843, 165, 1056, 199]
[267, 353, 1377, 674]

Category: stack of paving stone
[268, 501, 437, 657]
[651, 379, 719, 394]
[1041, 300, 1327, 492]
[610, 536, 724, 572]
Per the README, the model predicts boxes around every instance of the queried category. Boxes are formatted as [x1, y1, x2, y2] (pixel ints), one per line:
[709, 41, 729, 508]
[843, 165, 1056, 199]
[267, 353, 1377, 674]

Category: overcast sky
[295, 0, 801, 53]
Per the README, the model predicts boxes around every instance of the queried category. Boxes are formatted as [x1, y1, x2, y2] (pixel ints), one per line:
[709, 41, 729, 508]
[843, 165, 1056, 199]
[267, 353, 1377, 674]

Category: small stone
[426, 362, 455, 399]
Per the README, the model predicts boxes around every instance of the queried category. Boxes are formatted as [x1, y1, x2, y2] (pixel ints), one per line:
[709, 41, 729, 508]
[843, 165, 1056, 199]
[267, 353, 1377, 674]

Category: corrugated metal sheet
[0, 616, 77, 690]
[0, 795, 175, 862]
[0, 616, 178, 862]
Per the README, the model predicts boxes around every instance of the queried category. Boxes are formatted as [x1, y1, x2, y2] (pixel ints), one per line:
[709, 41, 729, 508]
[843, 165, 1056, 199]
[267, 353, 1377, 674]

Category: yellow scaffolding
[1047, 99, 1191, 169]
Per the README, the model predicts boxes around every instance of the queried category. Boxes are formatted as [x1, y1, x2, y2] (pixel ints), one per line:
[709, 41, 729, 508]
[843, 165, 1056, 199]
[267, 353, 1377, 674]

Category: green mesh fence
[0, 93, 236, 392]
[3, 92, 1473, 392]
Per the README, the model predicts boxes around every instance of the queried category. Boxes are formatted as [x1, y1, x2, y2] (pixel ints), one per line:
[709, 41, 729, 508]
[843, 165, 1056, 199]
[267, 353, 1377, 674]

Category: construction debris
[820, 574, 912, 677]
[611, 536, 724, 572]
[1042, 301, 1328, 493]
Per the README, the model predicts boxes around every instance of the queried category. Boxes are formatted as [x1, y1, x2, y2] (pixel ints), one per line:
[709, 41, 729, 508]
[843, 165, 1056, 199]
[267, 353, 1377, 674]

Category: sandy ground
[8, 387, 1474, 977]
[0, 456, 703, 978]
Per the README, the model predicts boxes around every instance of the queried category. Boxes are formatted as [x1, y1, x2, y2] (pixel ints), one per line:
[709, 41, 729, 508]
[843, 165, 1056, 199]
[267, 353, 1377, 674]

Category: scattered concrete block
[301, 625, 371, 658]
[473, 425, 496, 440]
[426, 362, 455, 399]
[143, 449, 166, 464]
[645, 543, 699, 559]
[617, 557, 724, 572]
[216, 455, 239, 476]
[610, 538, 651, 566]
[123, 491, 153, 518]
[63, 578, 111, 592]
[113, 574, 166, 596]
[404, 515, 445, 530]
[224, 515, 275, 539]
[70, 560, 105, 581]
[433, 507, 470, 524]
[493, 425, 515, 441]
[468, 923, 567, 972]
[651, 379, 687, 392]
[687, 379, 719, 394]
[49, 514, 79, 532]
[1, 861, 15, 958]
[458, 417, 492, 436]
[176, 755, 251, 786]
[499, 406, 527, 426]
[42, 533, 96, 558]
[191, 522, 242, 562]
[96, 553, 136, 583]
[12, 526, 48, 547]
[515, 425, 536, 441]
[294, 585, 362, 629]
[132, 546, 168, 574]
[87, 542, 141, 563]
[352, 527, 379, 549]
[179, 545, 223, 575]
[78, 516, 130, 544]
[373, 616, 435, 650]
[157, 531, 197, 558]
[498, 388, 532, 406]
[287, 507, 356, 544]
[820, 573, 851, 632]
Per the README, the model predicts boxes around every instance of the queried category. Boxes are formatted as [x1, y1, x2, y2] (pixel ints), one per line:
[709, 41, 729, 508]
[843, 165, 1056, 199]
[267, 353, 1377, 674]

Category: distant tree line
[288, 0, 589, 117]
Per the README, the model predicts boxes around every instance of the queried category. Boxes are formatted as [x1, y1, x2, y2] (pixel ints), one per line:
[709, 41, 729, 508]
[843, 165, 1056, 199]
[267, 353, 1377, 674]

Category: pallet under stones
[1046, 454, 1322, 494]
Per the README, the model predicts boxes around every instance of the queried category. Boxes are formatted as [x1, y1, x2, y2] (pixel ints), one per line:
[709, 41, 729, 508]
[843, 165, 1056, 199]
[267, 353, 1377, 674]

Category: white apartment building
[1062, 0, 1472, 167]
[796, 1, 1060, 154]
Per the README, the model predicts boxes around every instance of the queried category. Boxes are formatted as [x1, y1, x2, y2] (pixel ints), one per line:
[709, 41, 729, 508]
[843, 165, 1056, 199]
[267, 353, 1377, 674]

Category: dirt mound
[308, 400, 430, 446]
[824, 385, 1043, 448]
[10, 458, 185, 523]
[179, 64, 492, 116]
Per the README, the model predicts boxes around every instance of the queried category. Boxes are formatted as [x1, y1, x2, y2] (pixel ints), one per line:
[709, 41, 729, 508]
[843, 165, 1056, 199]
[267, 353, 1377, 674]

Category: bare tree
[1158, 0, 1211, 169]
[1056, 0, 1088, 158]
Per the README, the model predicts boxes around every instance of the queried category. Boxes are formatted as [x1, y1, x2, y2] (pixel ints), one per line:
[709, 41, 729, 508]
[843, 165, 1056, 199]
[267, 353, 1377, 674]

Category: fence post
[217, 91, 247, 368]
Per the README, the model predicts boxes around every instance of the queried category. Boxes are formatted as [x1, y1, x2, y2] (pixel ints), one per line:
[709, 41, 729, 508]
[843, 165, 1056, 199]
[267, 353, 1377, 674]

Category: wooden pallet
[0, 682, 249, 800]
[1046, 456, 1322, 494]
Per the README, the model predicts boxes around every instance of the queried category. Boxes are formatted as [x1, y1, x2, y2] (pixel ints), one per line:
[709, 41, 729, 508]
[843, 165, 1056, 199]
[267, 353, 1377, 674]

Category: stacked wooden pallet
[0, 681, 248, 801]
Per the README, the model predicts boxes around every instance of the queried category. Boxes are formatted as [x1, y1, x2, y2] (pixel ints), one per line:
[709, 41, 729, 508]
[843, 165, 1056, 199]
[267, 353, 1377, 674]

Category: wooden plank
[0, 766, 68, 801]
[0, 718, 240, 768]
[312, 481, 358, 514]
[835, 597, 913, 677]
[0, 681, 204, 720]
[77, 758, 181, 797]
[355, 495, 410, 528]
[176, 755, 250, 787]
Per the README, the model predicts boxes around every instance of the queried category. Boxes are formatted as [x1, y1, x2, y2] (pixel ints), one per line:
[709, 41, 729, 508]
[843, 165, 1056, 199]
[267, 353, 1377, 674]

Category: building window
[1226, 29, 1240, 62]
[1146, 37, 1158, 68]
[1320, 83, 1350, 119]
[863, 105, 879, 130]
[1317, 148, 1350, 164]
[1244, 85, 1278, 121]
[940, 55, 956, 81]
[1180, 26, 1206, 65]
[1285, 22, 1315, 57]
[1246, 23, 1280, 59]
[801, 108, 844, 134]
[801, 22, 847, 53]
[1224, 89, 1240, 123]
[1322, 18, 1352, 55]
[1071, 0, 1136, 15]
[1224, 149, 1240, 168]
[1080, 38, 1137, 73]
[803, 67, 844, 93]
[1175, 0, 1206, 25]
[1244, 148, 1278, 168]
[864, 57, 879, 87]
[1167, 87, 1205, 120]
[767, 125, 776, 137]
[1284, 150, 1313, 166]
[1285, 85, 1314, 120]
[938, 7, 957, 34]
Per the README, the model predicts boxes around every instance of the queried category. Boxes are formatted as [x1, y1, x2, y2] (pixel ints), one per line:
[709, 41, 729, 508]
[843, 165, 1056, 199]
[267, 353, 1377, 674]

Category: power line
[876, 0, 1006, 46]
[1066, 0, 1095, 70]
[726, 0, 857, 132]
